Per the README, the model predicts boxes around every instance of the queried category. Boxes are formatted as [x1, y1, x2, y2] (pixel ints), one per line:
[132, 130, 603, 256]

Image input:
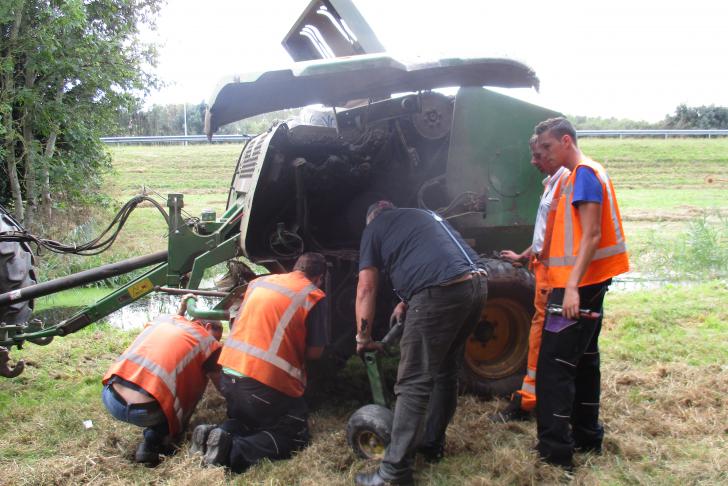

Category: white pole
[183, 102, 188, 146]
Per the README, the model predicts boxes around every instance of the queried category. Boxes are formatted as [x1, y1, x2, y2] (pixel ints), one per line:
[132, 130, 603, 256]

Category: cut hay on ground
[3, 360, 726, 485]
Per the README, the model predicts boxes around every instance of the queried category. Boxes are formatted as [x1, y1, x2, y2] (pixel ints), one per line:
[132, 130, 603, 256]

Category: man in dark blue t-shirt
[354, 201, 487, 486]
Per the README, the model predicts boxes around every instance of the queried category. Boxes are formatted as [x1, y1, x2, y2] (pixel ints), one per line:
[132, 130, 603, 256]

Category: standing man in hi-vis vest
[534, 117, 629, 470]
[102, 295, 223, 466]
[492, 134, 570, 422]
[192, 252, 328, 473]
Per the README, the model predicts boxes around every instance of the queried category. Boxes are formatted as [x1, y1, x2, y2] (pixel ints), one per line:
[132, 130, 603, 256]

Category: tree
[0, 0, 162, 225]
[664, 104, 728, 129]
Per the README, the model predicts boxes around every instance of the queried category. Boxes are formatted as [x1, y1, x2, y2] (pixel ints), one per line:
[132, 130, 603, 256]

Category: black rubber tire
[346, 404, 393, 460]
[0, 208, 36, 326]
[459, 258, 535, 398]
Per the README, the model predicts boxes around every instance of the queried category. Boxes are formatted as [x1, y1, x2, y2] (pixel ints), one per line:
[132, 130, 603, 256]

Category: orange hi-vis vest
[218, 271, 325, 398]
[545, 157, 629, 287]
[103, 315, 221, 436]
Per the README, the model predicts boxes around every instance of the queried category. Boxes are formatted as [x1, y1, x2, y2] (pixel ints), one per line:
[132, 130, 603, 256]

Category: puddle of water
[611, 271, 691, 292]
[106, 293, 221, 330]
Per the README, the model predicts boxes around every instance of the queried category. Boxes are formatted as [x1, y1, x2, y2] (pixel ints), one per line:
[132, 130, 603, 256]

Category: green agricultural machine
[1, 0, 558, 459]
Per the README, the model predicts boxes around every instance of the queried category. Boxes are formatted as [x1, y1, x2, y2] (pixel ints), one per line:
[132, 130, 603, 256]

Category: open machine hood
[205, 55, 539, 137]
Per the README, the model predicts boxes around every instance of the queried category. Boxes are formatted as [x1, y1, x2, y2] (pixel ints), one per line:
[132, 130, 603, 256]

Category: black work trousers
[536, 280, 610, 467]
[379, 274, 487, 482]
[219, 374, 310, 473]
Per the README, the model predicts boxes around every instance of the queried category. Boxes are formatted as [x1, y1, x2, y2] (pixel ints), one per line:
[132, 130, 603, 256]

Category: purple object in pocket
[544, 314, 578, 333]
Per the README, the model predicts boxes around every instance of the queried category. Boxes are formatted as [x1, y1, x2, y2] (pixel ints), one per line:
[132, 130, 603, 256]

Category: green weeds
[636, 211, 728, 280]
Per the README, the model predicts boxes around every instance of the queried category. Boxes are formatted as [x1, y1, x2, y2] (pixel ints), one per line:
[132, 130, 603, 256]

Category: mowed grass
[1, 138, 726, 485]
[1, 282, 726, 485]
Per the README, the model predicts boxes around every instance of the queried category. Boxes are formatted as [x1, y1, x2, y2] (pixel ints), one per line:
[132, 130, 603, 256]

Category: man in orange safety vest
[492, 134, 569, 422]
[192, 252, 328, 473]
[534, 117, 629, 470]
[102, 295, 223, 466]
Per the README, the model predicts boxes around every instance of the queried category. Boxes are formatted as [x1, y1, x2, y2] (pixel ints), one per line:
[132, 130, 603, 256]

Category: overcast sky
[145, 0, 728, 122]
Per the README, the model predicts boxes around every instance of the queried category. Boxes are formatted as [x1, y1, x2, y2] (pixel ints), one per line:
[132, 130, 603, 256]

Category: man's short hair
[366, 200, 395, 225]
[535, 117, 578, 146]
[529, 133, 538, 146]
[293, 252, 327, 279]
[198, 319, 223, 328]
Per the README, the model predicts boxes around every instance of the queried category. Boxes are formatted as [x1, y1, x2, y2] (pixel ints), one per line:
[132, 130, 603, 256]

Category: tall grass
[638, 211, 728, 280]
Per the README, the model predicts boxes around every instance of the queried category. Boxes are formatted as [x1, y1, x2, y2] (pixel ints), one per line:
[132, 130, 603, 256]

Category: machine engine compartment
[242, 91, 483, 262]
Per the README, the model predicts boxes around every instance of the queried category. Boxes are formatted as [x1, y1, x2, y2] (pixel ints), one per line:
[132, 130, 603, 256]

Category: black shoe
[354, 470, 413, 486]
[575, 443, 602, 454]
[489, 395, 530, 423]
[203, 428, 232, 466]
[190, 424, 216, 455]
[134, 441, 160, 466]
[540, 456, 574, 472]
[417, 444, 444, 463]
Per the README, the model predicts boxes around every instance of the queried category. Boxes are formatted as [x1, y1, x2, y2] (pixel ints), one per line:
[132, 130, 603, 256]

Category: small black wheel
[346, 404, 393, 460]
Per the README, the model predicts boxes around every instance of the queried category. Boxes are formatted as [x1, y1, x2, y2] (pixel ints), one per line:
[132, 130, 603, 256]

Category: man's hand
[500, 249, 521, 262]
[356, 340, 384, 357]
[562, 285, 580, 320]
[390, 302, 407, 325]
[177, 293, 197, 316]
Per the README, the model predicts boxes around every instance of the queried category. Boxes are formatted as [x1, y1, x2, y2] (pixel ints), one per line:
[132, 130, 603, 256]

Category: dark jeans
[380, 274, 487, 481]
[536, 280, 610, 467]
[219, 374, 310, 473]
[102, 383, 168, 447]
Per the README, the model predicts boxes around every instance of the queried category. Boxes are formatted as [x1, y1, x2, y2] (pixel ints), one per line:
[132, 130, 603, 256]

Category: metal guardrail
[577, 129, 728, 138]
[100, 134, 251, 144]
[101, 130, 728, 145]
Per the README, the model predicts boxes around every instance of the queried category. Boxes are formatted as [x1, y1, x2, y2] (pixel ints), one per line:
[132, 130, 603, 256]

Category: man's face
[538, 130, 569, 172]
[530, 144, 547, 174]
[205, 322, 224, 341]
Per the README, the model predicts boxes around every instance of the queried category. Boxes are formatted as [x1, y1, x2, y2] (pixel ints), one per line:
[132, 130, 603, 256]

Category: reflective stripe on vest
[224, 279, 319, 384]
[116, 317, 217, 426]
[521, 381, 536, 394]
[546, 162, 627, 268]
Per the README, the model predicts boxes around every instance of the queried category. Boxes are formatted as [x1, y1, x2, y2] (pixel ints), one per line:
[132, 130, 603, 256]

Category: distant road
[101, 130, 728, 145]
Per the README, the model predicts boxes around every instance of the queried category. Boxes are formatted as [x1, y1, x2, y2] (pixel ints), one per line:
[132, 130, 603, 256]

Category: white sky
[145, 0, 728, 122]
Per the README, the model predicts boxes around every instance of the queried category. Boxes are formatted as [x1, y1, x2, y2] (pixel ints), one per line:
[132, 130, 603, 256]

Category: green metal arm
[364, 351, 390, 407]
[2, 193, 247, 349]
[184, 297, 229, 321]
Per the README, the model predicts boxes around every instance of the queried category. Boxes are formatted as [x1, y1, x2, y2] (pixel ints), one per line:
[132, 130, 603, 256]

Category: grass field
[1, 138, 727, 485]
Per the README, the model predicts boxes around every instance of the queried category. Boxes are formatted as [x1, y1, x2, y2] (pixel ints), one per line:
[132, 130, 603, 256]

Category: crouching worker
[102, 295, 223, 466]
[192, 252, 328, 473]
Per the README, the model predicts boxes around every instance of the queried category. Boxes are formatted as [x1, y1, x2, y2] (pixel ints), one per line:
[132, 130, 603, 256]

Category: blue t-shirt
[572, 167, 603, 206]
[358, 208, 480, 301]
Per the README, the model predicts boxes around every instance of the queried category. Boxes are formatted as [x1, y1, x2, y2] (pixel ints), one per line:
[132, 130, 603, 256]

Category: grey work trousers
[379, 274, 487, 481]
[219, 374, 310, 474]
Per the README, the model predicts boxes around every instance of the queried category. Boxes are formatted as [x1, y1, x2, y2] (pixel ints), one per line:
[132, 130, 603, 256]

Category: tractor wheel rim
[356, 431, 386, 459]
[464, 297, 530, 379]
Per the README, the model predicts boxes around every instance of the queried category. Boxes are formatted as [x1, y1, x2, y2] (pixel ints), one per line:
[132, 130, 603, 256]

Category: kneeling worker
[102, 295, 223, 465]
[193, 252, 328, 472]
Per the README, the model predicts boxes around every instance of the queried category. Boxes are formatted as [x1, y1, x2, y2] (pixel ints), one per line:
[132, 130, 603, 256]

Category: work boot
[354, 469, 413, 486]
[134, 441, 160, 466]
[489, 394, 530, 423]
[417, 443, 444, 463]
[203, 428, 232, 466]
[190, 424, 216, 455]
[575, 442, 602, 455]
